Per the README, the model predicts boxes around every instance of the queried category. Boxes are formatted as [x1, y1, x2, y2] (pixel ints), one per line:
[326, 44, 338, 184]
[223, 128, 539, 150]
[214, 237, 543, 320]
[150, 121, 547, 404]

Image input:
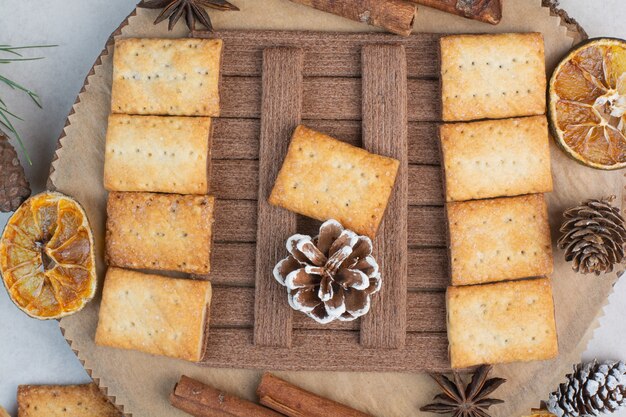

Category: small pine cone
[273, 219, 381, 324]
[546, 360, 626, 417]
[0, 134, 30, 212]
[557, 198, 626, 275]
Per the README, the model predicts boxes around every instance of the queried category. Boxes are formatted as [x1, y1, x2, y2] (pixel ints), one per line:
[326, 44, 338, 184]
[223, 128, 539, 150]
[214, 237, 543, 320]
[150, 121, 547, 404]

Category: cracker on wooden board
[446, 277, 558, 369]
[106, 192, 214, 274]
[17, 383, 121, 417]
[104, 114, 211, 194]
[440, 33, 546, 121]
[269, 125, 400, 238]
[440, 116, 553, 202]
[447, 194, 553, 286]
[95, 268, 212, 362]
[111, 38, 222, 116]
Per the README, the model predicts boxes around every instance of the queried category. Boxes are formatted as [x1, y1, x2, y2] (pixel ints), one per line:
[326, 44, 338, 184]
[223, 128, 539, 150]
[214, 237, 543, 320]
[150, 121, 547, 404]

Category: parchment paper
[49, 1, 625, 416]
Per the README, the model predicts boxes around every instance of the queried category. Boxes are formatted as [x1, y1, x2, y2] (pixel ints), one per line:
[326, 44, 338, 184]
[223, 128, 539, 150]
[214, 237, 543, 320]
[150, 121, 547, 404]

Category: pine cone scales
[557, 198, 626, 275]
[0, 134, 30, 212]
[273, 219, 381, 324]
[546, 361, 626, 417]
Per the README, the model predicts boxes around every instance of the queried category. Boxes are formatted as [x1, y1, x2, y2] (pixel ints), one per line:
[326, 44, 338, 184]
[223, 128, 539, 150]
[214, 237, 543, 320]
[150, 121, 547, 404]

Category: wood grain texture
[200, 328, 450, 372]
[360, 44, 408, 349]
[220, 77, 439, 121]
[212, 200, 446, 246]
[410, 0, 502, 24]
[211, 118, 440, 164]
[253, 48, 304, 347]
[192, 30, 440, 78]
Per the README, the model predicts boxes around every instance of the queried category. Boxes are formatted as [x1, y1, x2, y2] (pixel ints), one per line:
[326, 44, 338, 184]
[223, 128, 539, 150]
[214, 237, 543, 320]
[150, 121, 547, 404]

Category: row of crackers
[438, 33, 558, 369]
[96, 38, 224, 362]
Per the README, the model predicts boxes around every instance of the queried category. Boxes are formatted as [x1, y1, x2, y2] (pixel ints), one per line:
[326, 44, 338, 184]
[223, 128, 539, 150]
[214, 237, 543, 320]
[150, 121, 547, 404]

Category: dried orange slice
[0, 192, 96, 319]
[549, 38, 626, 169]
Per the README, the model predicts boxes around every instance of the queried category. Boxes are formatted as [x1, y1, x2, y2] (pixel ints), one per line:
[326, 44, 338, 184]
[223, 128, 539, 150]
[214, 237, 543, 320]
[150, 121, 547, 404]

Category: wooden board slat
[220, 77, 439, 121]
[193, 30, 441, 78]
[211, 287, 446, 333]
[253, 47, 304, 347]
[210, 161, 443, 205]
[213, 200, 447, 246]
[204, 244, 449, 290]
[200, 328, 449, 372]
[360, 44, 408, 349]
[212, 119, 440, 165]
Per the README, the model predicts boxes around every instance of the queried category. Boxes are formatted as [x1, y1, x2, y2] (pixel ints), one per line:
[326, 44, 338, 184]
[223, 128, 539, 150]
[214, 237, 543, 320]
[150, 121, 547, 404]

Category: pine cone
[0, 133, 30, 212]
[557, 198, 626, 275]
[545, 360, 626, 417]
[273, 219, 381, 324]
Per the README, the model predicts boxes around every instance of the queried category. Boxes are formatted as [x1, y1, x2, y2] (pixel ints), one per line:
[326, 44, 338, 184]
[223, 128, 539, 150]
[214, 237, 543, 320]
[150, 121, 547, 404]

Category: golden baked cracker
[447, 277, 558, 368]
[440, 33, 546, 121]
[95, 268, 212, 362]
[17, 383, 121, 417]
[447, 194, 553, 285]
[440, 116, 553, 202]
[111, 38, 222, 116]
[106, 192, 214, 274]
[104, 114, 211, 194]
[269, 125, 400, 238]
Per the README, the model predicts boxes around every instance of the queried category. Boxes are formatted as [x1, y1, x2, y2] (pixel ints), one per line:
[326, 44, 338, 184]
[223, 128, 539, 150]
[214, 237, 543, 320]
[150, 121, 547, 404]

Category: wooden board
[186, 29, 448, 370]
[49, 3, 626, 417]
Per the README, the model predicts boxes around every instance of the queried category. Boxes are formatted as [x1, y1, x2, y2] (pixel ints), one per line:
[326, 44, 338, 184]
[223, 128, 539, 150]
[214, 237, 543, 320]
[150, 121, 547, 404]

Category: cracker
[440, 116, 553, 202]
[111, 38, 222, 116]
[17, 383, 121, 417]
[447, 277, 558, 368]
[104, 114, 211, 194]
[447, 194, 553, 285]
[269, 125, 400, 238]
[440, 33, 546, 121]
[106, 192, 214, 274]
[95, 267, 212, 362]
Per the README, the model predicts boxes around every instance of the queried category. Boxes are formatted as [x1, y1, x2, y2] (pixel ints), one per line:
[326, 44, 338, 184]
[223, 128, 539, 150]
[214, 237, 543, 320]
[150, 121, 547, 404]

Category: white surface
[0, 0, 625, 415]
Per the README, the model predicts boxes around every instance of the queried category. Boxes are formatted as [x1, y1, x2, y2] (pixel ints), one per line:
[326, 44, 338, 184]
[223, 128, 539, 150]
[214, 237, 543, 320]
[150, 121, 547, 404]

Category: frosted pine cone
[273, 219, 381, 324]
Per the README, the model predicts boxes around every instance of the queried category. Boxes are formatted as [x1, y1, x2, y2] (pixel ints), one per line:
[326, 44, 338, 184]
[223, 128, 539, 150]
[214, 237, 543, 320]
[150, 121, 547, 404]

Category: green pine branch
[0, 44, 56, 165]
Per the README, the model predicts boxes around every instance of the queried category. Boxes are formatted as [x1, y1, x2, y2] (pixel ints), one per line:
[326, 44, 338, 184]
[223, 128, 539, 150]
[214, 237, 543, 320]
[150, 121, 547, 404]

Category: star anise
[139, 0, 239, 31]
[420, 365, 506, 417]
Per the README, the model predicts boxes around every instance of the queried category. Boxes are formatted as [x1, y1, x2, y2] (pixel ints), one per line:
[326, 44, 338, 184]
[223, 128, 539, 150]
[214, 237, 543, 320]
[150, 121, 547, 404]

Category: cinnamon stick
[288, 0, 417, 37]
[257, 374, 373, 417]
[409, 0, 502, 24]
[170, 375, 283, 417]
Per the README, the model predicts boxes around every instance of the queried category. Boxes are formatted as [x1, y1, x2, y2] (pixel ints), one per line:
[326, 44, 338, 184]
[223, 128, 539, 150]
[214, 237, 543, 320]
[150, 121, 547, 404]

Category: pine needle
[0, 44, 56, 165]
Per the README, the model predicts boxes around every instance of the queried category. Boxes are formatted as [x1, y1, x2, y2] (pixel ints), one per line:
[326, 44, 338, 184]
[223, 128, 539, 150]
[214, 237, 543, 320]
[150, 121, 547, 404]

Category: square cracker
[104, 114, 211, 194]
[95, 267, 212, 362]
[440, 116, 553, 202]
[17, 383, 121, 417]
[447, 277, 558, 368]
[440, 33, 546, 121]
[106, 192, 214, 274]
[111, 38, 222, 116]
[447, 194, 553, 285]
[269, 125, 400, 238]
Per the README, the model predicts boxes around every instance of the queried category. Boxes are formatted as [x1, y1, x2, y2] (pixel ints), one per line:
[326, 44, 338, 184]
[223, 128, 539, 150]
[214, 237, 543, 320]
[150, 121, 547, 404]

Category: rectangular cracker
[17, 383, 122, 417]
[95, 267, 212, 362]
[447, 194, 553, 285]
[111, 38, 222, 116]
[104, 114, 211, 194]
[269, 125, 400, 238]
[440, 33, 546, 121]
[447, 278, 558, 368]
[106, 192, 214, 274]
[440, 116, 553, 202]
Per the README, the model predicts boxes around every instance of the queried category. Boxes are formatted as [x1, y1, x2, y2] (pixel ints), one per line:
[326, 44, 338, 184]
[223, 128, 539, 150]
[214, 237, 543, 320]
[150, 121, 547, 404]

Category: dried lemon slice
[549, 38, 626, 170]
[0, 192, 96, 319]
